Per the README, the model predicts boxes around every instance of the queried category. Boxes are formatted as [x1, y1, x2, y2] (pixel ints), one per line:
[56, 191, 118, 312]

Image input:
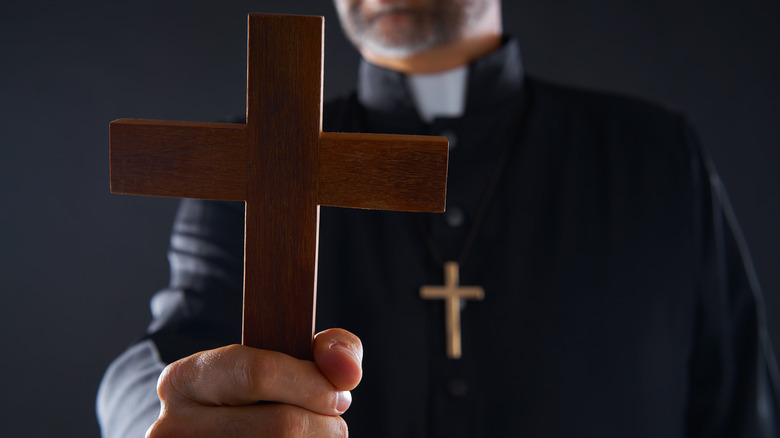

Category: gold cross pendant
[420, 261, 484, 359]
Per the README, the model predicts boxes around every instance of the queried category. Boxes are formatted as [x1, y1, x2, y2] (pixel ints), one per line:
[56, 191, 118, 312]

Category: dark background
[1, 0, 777, 436]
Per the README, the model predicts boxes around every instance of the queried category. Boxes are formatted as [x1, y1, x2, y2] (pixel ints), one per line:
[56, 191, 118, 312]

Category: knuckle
[237, 349, 278, 398]
[157, 346, 226, 403]
[156, 360, 185, 402]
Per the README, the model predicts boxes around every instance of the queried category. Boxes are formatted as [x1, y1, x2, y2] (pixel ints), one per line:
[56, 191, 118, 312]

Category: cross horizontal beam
[111, 122, 448, 213]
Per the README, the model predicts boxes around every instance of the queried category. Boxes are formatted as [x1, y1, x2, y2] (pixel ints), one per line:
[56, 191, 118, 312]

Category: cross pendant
[420, 261, 484, 359]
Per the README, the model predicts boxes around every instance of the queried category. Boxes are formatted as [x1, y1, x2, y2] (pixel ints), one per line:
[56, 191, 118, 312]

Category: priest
[97, 0, 779, 436]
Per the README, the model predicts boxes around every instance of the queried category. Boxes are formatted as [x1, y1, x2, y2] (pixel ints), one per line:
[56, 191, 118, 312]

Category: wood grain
[319, 132, 448, 213]
[242, 14, 323, 359]
[110, 119, 247, 200]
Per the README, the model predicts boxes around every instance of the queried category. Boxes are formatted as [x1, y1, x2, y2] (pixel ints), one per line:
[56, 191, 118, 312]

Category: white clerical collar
[406, 66, 468, 123]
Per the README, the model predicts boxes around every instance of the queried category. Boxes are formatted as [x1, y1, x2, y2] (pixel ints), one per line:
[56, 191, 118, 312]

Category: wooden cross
[420, 262, 484, 359]
[110, 13, 448, 361]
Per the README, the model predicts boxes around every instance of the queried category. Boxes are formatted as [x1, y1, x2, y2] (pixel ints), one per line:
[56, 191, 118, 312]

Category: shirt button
[440, 129, 458, 150]
[445, 206, 465, 227]
[448, 379, 469, 398]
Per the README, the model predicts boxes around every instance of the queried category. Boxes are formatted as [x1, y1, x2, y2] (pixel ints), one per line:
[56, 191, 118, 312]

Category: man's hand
[146, 328, 363, 437]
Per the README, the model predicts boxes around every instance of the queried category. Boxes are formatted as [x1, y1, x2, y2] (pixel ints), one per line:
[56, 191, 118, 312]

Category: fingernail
[336, 390, 352, 413]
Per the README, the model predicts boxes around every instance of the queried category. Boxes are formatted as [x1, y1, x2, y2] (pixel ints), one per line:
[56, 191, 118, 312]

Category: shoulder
[524, 76, 695, 156]
[526, 76, 684, 127]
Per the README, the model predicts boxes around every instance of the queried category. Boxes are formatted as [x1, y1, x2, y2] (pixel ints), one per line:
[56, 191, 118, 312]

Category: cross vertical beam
[242, 14, 323, 359]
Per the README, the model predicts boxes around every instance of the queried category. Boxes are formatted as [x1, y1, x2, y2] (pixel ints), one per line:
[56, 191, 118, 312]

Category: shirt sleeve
[685, 121, 780, 437]
[96, 340, 164, 438]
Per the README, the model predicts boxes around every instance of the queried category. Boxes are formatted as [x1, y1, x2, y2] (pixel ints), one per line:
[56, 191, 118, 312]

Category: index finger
[158, 344, 351, 416]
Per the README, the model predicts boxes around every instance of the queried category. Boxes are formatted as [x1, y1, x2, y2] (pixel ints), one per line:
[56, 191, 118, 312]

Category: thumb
[313, 328, 363, 391]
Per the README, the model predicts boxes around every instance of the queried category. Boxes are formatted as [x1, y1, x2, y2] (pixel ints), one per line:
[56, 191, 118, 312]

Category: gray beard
[342, 2, 467, 59]
[355, 31, 441, 59]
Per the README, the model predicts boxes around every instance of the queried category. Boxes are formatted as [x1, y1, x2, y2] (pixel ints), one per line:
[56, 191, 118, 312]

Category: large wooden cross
[110, 13, 448, 360]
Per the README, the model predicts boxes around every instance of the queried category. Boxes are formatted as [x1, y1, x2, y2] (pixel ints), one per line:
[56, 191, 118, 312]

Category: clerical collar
[406, 66, 468, 123]
[357, 36, 524, 121]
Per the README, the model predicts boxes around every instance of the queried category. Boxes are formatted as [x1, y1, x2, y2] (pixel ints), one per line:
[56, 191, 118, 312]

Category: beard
[337, 0, 492, 59]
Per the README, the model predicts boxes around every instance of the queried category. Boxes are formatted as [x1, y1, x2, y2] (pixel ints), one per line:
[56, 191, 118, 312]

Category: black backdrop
[1, 1, 778, 436]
